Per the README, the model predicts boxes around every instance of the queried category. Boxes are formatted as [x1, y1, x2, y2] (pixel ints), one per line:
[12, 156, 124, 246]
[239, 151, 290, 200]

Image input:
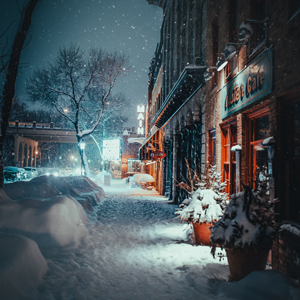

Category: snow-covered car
[23, 167, 39, 179]
[4, 166, 22, 182]
[19, 168, 28, 180]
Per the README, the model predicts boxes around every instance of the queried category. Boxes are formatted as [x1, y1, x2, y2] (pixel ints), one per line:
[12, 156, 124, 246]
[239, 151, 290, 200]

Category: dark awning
[151, 65, 205, 128]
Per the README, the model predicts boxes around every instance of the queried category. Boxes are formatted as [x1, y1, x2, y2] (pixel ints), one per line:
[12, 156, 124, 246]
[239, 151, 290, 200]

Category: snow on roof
[123, 129, 129, 135]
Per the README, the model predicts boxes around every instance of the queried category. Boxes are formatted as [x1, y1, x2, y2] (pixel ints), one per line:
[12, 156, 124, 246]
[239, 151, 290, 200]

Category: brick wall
[272, 229, 300, 280]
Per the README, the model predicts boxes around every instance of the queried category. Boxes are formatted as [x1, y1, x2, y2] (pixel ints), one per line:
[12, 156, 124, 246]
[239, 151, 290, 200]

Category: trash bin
[104, 174, 111, 186]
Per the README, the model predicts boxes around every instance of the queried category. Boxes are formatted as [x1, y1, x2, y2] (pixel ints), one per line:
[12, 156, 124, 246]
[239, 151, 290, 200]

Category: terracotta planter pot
[225, 242, 272, 281]
[193, 222, 212, 246]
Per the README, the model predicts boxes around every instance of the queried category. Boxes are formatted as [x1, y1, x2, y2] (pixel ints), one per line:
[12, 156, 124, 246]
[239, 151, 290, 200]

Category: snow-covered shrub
[175, 165, 228, 223]
[210, 169, 279, 254]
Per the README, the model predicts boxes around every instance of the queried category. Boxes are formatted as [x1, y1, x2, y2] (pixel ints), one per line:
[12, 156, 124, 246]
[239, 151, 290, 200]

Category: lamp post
[79, 140, 86, 176]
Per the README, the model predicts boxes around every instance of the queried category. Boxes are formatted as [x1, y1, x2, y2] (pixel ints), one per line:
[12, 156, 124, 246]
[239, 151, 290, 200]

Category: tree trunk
[0, 0, 39, 188]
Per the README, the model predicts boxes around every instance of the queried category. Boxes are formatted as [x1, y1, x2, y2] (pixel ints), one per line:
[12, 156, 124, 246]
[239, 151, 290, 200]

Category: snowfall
[0, 177, 299, 300]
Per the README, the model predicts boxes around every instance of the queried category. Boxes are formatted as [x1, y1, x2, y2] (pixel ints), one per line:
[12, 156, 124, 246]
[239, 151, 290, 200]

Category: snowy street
[18, 181, 298, 300]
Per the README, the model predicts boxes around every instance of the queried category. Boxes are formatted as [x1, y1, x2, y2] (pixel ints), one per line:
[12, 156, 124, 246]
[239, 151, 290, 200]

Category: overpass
[5, 121, 94, 168]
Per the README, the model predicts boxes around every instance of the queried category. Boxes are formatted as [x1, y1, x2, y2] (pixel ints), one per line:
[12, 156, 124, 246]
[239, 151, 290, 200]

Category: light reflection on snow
[28, 183, 299, 300]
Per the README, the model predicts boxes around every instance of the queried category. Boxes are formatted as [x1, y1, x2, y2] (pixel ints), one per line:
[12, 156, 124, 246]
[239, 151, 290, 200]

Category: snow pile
[0, 233, 48, 300]
[0, 189, 88, 248]
[176, 189, 224, 223]
[93, 170, 112, 185]
[4, 181, 60, 199]
[211, 183, 278, 249]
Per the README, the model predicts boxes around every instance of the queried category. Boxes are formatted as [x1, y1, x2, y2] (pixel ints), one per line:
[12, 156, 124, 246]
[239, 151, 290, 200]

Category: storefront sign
[221, 47, 273, 119]
[150, 151, 166, 160]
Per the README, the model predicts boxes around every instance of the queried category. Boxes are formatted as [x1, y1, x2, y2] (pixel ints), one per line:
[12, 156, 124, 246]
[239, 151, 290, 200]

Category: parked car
[4, 166, 22, 182]
[23, 167, 39, 179]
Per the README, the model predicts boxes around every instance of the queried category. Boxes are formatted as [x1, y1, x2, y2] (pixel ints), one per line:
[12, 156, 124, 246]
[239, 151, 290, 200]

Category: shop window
[208, 129, 216, 166]
[249, 113, 270, 188]
[221, 124, 237, 195]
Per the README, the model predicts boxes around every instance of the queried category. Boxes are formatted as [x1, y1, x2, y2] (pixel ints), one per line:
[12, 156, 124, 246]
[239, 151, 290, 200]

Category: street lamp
[79, 140, 86, 176]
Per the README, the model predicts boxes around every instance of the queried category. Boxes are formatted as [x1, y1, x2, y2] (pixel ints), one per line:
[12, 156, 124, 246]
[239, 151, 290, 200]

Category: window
[229, 0, 238, 43]
[221, 124, 237, 195]
[251, 0, 266, 50]
[208, 129, 216, 166]
[212, 18, 218, 88]
[249, 113, 270, 188]
[225, 55, 237, 77]
[289, 0, 300, 19]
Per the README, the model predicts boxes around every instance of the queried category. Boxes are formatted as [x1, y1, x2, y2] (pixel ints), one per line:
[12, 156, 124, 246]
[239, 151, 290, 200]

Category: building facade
[144, 0, 300, 280]
[204, 0, 300, 279]
[141, 0, 207, 203]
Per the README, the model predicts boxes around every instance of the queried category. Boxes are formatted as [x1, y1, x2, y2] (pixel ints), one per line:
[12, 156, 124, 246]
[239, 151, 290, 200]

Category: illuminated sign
[137, 104, 145, 136]
[137, 127, 144, 135]
[221, 46, 272, 119]
[137, 105, 145, 113]
[102, 139, 120, 160]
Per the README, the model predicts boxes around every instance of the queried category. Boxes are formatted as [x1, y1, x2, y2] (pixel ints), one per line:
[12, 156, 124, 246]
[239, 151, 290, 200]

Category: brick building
[142, 0, 300, 280]
[204, 0, 300, 279]
[140, 0, 206, 202]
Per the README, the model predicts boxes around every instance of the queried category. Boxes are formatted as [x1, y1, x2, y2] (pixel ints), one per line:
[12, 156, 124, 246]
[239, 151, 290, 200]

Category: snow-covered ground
[1, 179, 300, 300]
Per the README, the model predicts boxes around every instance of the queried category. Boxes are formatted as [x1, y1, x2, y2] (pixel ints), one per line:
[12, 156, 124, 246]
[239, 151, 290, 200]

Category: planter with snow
[176, 189, 225, 245]
[176, 165, 227, 246]
[210, 174, 279, 281]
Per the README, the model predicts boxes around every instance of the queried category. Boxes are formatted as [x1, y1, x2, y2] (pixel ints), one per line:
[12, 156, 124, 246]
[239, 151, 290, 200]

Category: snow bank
[31, 175, 105, 211]
[63, 175, 105, 204]
[4, 181, 60, 199]
[0, 189, 88, 248]
[0, 233, 48, 300]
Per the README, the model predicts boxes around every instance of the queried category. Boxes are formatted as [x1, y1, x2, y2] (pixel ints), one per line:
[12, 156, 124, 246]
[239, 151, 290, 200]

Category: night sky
[0, 0, 162, 126]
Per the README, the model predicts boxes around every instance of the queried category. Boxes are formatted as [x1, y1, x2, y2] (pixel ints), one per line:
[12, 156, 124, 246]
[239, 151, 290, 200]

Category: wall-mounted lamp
[238, 18, 269, 41]
[216, 53, 228, 71]
[203, 67, 217, 82]
[223, 44, 237, 61]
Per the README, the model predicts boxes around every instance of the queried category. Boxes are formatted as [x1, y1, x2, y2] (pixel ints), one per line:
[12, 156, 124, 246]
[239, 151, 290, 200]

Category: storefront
[219, 46, 273, 193]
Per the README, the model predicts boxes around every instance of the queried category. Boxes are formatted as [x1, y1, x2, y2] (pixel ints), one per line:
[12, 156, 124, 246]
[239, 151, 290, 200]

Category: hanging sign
[150, 151, 166, 160]
[221, 46, 273, 119]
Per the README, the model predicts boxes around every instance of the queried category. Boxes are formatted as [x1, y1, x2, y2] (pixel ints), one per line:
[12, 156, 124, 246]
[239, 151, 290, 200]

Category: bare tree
[26, 45, 129, 175]
[0, 0, 40, 188]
